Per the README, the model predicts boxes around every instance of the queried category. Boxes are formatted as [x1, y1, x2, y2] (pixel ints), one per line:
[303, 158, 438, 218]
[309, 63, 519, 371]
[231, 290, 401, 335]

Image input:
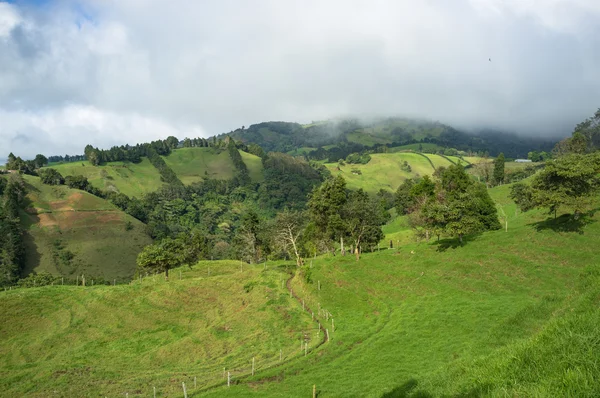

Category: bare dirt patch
[49, 192, 84, 211]
[38, 213, 59, 228]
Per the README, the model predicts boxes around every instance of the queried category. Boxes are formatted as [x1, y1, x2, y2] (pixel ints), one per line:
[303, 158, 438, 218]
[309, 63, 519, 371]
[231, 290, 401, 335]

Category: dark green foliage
[511, 153, 600, 218]
[146, 148, 183, 186]
[345, 153, 371, 164]
[227, 138, 251, 186]
[38, 168, 64, 185]
[307, 175, 387, 252]
[258, 152, 323, 210]
[493, 153, 505, 186]
[421, 164, 500, 243]
[222, 118, 554, 160]
[65, 175, 91, 190]
[342, 189, 387, 250]
[395, 179, 416, 215]
[0, 174, 26, 286]
[5, 152, 38, 175]
[527, 151, 550, 162]
[400, 160, 412, 172]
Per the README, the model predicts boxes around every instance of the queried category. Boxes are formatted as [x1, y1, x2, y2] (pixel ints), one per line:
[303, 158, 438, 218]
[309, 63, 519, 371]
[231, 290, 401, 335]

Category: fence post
[252, 357, 255, 376]
[227, 372, 231, 387]
[182, 382, 187, 398]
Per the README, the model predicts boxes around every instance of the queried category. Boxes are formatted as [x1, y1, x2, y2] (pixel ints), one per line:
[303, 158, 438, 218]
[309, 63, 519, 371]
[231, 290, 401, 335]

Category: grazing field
[3, 182, 599, 397]
[163, 148, 264, 184]
[48, 158, 163, 198]
[0, 261, 314, 397]
[19, 175, 151, 281]
[240, 150, 265, 182]
[162, 147, 236, 184]
[324, 152, 435, 192]
[199, 183, 600, 397]
[423, 153, 454, 169]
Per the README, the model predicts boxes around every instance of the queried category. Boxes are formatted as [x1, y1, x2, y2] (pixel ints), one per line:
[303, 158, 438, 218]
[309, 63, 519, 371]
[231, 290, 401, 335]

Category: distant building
[515, 159, 532, 163]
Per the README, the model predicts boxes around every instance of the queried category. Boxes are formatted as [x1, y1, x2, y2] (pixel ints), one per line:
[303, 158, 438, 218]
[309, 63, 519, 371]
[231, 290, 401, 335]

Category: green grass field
[19, 175, 152, 281]
[0, 260, 314, 397]
[163, 147, 236, 184]
[423, 154, 454, 169]
[240, 151, 265, 182]
[163, 148, 264, 184]
[49, 158, 164, 198]
[2, 181, 599, 397]
[324, 153, 435, 192]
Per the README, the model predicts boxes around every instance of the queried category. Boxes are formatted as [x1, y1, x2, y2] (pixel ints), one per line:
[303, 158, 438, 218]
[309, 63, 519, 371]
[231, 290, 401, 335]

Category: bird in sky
[489, 58, 492, 62]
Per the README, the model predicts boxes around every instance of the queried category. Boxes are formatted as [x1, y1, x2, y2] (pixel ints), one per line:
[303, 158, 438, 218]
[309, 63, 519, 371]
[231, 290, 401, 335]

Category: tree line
[0, 174, 26, 287]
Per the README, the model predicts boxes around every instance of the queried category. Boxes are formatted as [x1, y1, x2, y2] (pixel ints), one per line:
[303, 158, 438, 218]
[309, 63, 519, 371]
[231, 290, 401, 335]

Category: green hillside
[48, 148, 265, 194]
[49, 158, 163, 198]
[2, 182, 599, 396]
[325, 152, 435, 192]
[19, 175, 152, 281]
[0, 260, 314, 397]
[162, 147, 237, 184]
[323, 153, 484, 192]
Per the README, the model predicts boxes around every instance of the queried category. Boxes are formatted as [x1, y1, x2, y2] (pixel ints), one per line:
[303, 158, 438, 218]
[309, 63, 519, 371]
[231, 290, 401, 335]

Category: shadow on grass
[530, 210, 597, 234]
[381, 379, 489, 398]
[432, 235, 478, 252]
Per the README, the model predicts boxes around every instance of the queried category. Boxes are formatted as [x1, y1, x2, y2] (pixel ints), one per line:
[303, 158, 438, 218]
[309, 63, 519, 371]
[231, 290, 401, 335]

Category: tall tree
[492, 153, 505, 186]
[421, 164, 500, 244]
[511, 153, 600, 219]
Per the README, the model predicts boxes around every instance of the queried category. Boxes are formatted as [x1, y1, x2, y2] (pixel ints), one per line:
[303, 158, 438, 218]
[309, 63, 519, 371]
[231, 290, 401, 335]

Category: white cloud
[1, 0, 600, 159]
[0, 2, 20, 38]
[1, 105, 205, 159]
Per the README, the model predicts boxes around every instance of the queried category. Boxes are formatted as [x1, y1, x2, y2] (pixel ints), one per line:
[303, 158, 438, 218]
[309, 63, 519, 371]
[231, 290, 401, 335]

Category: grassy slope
[200, 184, 600, 397]
[19, 175, 152, 280]
[2, 183, 599, 397]
[0, 261, 314, 397]
[240, 151, 265, 182]
[49, 158, 163, 198]
[423, 154, 454, 169]
[163, 148, 264, 184]
[163, 147, 236, 184]
[324, 153, 435, 192]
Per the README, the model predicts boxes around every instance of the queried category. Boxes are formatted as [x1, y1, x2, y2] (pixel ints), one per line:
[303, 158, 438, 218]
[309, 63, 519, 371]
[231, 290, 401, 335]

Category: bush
[38, 168, 64, 185]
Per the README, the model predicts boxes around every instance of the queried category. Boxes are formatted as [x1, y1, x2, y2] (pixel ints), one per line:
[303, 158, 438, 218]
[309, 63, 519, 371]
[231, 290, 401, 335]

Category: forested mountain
[221, 118, 557, 159]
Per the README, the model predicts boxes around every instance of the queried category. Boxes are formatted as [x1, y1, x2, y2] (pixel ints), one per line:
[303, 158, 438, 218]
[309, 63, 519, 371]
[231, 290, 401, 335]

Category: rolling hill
[47, 148, 264, 197]
[19, 175, 152, 281]
[324, 152, 484, 192]
[2, 181, 598, 397]
[223, 118, 557, 159]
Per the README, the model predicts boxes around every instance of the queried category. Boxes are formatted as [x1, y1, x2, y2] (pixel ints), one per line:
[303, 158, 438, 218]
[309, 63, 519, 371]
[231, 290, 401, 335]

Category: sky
[1, 0, 600, 161]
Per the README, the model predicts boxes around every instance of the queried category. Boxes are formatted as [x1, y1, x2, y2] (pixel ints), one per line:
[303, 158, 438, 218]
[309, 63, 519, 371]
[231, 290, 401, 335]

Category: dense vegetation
[0, 174, 26, 287]
[223, 118, 556, 159]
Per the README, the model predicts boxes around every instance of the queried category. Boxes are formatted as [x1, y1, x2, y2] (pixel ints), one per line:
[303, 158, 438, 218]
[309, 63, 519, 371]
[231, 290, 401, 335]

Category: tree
[420, 164, 500, 244]
[136, 238, 185, 279]
[33, 154, 48, 168]
[492, 153, 505, 186]
[38, 168, 64, 185]
[394, 179, 415, 215]
[307, 175, 347, 245]
[511, 153, 600, 219]
[341, 189, 386, 252]
[273, 209, 306, 266]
